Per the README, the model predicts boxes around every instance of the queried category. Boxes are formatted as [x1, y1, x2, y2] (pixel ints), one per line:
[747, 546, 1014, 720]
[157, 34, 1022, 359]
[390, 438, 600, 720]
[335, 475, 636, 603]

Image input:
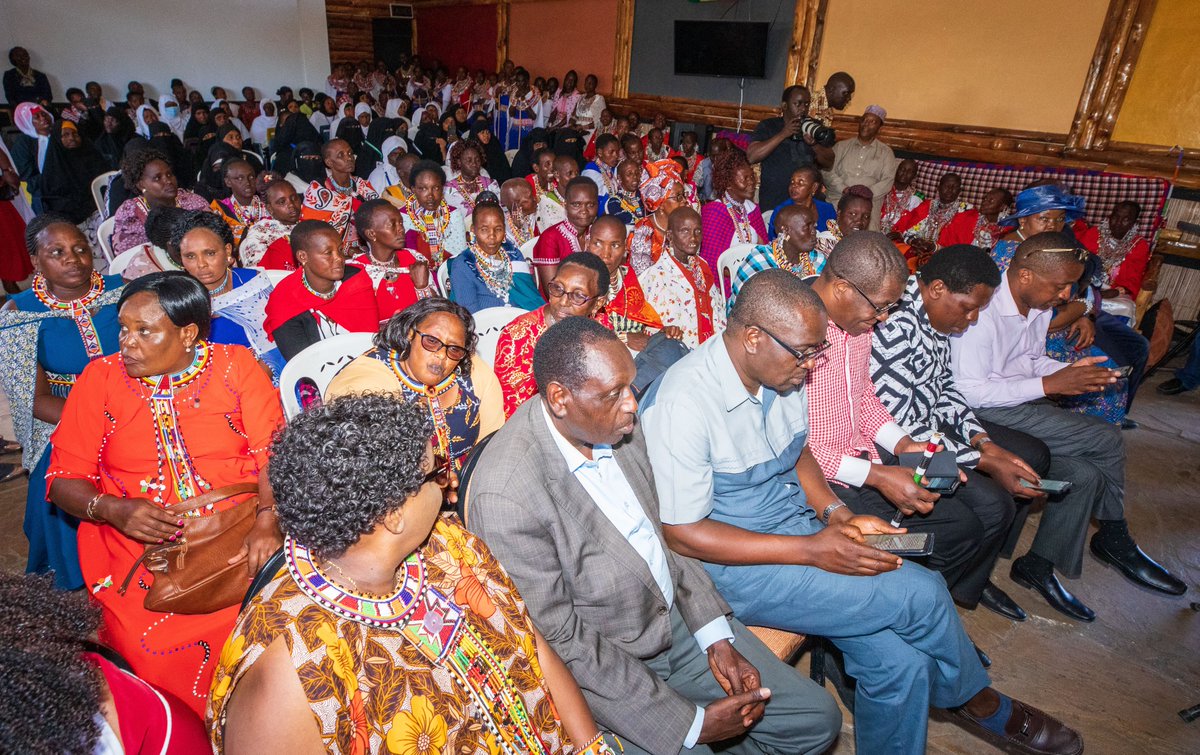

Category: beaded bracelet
[577, 732, 621, 755]
[85, 493, 106, 522]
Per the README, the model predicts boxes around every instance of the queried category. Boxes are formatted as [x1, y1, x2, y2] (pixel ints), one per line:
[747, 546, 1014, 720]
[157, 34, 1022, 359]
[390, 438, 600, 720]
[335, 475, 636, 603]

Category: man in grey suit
[465, 316, 841, 754]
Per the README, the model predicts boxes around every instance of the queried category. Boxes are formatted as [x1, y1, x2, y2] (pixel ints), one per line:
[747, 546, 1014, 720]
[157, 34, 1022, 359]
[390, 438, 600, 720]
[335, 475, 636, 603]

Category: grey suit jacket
[465, 397, 732, 754]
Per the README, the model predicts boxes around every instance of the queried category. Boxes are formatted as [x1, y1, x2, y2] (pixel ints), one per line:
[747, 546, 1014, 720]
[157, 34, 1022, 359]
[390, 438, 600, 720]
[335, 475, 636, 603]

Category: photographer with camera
[824, 105, 897, 230]
[749, 86, 834, 211]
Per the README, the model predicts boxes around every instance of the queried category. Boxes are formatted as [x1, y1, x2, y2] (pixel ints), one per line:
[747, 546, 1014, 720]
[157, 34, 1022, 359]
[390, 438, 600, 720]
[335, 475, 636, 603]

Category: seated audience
[582, 133, 622, 203]
[677, 130, 703, 184]
[10, 103, 54, 213]
[444, 139, 500, 218]
[824, 105, 896, 227]
[94, 105, 136, 171]
[586, 215, 676, 348]
[500, 175, 540, 246]
[511, 127, 550, 178]
[326, 298, 503, 472]
[627, 159, 686, 274]
[118, 205, 187, 281]
[815, 185, 873, 259]
[639, 206, 724, 349]
[301, 138, 379, 255]
[699, 148, 768, 275]
[47, 272, 284, 716]
[532, 176, 598, 291]
[208, 157, 267, 247]
[401, 159, 468, 269]
[640, 269, 1081, 755]
[939, 187, 1013, 250]
[0, 572, 210, 752]
[571, 73, 606, 135]
[351, 198, 431, 319]
[449, 199, 543, 312]
[468, 316, 844, 755]
[604, 158, 645, 224]
[880, 158, 923, 234]
[39, 120, 109, 224]
[730, 203, 822, 307]
[767, 164, 836, 239]
[805, 233, 1014, 615]
[367, 134, 410, 204]
[495, 252, 611, 417]
[748, 85, 830, 211]
[951, 231, 1186, 621]
[171, 211, 285, 381]
[620, 131, 646, 167]
[209, 393, 611, 754]
[0, 214, 123, 591]
[536, 154, 579, 231]
[644, 127, 676, 163]
[4, 46, 52, 105]
[894, 171, 970, 265]
[263, 220, 380, 360]
[240, 179, 303, 269]
[871, 244, 1058, 620]
[111, 148, 209, 254]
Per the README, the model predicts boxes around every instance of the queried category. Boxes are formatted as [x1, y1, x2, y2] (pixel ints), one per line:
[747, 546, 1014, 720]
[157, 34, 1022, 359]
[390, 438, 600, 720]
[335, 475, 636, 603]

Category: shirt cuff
[693, 616, 735, 653]
[834, 455, 874, 488]
[874, 422, 908, 455]
[684, 706, 705, 749]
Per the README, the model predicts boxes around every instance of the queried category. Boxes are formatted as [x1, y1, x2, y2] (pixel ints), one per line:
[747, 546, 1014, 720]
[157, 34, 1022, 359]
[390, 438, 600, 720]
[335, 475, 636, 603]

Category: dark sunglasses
[413, 329, 469, 361]
[757, 325, 830, 364]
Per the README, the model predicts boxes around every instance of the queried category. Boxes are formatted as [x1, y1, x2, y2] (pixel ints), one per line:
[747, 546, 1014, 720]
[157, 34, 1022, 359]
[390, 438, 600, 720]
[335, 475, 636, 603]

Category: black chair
[453, 430, 497, 527]
[241, 547, 286, 611]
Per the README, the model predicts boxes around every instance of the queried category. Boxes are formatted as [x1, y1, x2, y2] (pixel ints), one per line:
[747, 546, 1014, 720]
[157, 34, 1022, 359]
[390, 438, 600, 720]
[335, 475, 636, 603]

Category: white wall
[0, 0, 330, 103]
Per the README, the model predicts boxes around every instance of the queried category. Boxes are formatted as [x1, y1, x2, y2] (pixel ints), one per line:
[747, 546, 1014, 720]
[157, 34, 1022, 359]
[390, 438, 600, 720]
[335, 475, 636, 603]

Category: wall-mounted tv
[674, 20, 769, 79]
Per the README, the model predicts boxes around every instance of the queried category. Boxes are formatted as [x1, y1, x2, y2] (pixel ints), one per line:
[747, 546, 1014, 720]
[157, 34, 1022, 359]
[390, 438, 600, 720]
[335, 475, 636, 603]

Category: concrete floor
[1, 366, 1197, 754]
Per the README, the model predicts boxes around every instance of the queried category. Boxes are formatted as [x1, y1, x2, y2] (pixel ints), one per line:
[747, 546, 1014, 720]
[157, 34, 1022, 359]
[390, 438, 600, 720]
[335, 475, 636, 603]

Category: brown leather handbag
[117, 483, 260, 614]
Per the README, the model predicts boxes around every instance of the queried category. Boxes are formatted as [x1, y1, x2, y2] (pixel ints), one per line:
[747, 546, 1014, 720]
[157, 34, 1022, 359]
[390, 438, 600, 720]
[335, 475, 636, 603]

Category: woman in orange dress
[47, 271, 285, 717]
[626, 159, 687, 276]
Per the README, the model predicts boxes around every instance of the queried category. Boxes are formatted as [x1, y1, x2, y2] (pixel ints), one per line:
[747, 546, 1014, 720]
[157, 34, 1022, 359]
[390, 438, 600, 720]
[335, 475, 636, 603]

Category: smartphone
[1020, 478, 1073, 494]
[921, 476, 961, 494]
[1114, 365, 1134, 378]
[864, 533, 934, 557]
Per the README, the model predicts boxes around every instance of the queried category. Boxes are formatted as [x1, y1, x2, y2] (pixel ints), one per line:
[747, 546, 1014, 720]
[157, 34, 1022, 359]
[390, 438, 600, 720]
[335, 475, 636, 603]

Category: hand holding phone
[1020, 478, 1073, 494]
[864, 533, 934, 557]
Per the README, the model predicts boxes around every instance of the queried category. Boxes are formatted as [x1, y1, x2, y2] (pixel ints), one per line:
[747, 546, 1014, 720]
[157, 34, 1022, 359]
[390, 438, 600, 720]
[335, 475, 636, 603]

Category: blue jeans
[1176, 333, 1200, 389]
[705, 515, 990, 755]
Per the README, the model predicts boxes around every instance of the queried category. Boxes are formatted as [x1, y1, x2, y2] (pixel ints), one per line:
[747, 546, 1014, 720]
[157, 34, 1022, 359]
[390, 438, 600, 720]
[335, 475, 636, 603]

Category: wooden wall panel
[325, 0, 393, 65]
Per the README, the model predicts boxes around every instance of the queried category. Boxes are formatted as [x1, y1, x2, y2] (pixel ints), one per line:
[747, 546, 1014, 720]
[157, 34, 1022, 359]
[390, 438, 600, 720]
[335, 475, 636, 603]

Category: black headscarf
[552, 127, 585, 168]
[94, 106, 134, 171]
[271, 110, 321, 174]
[469, 119, 511, 183]
[413, 119, 447, 162]
[360, 117, 400, 179]
[510, 127, 549, 178]
[40, 121, 110, 222]
[293, 141, 326, 184]
[196, 141, 243, 201]
[148, 122, 195, 190]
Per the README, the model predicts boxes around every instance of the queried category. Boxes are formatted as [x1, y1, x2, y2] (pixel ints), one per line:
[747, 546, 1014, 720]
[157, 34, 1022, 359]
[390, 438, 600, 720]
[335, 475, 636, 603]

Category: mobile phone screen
[1020, 478, 1072, 493]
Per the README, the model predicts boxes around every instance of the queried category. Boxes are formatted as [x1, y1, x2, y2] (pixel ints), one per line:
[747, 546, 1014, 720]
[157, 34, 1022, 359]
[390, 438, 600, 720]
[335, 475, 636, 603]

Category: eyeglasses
[839, 275, 900, 317]
[1026, 247, 1089, 264]
[413, 329, 469, 361]
[546, 281, 598, 307]
[757, 325, 830, 364]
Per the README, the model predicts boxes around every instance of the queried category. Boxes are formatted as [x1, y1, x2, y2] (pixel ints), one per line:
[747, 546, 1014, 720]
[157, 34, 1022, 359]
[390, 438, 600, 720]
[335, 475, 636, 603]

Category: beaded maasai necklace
[225, 195, 266, 226]
[471, 242, 514, 304]
[387, 352, 460, 469]
[506, 211, 534, 247]
[972, 214, 1005, 251]
[135, 341, 213, 506]
[32, 271, 106, 359]
[722, 194, 755, 243]
[881, 186, 916, 234]
[597, 164, 618, 196]
[451, 176, 483, 215]
[1097, 219, 1137, 281]
[285, 535, 551, 755]
[406, 198, 452, 264]
[613, 188, 641, 218]
[918, 200, 962, 242]
[208, 270, 233, 297]
[301, 271, 337, 300]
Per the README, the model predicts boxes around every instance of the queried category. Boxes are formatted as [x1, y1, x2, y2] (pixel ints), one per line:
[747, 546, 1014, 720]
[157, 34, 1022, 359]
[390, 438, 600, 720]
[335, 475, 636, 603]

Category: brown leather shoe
[955, 698, 1083, 755]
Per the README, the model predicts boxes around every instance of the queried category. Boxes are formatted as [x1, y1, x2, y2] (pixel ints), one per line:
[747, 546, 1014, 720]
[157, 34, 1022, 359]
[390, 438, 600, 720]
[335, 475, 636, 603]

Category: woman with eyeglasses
[494, 252, 612, 418]
[326, 297, 503, 473]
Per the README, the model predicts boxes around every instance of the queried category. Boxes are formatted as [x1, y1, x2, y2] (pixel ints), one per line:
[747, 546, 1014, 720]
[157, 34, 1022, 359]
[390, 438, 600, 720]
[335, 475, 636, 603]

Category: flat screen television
[674, 20, 769, 79]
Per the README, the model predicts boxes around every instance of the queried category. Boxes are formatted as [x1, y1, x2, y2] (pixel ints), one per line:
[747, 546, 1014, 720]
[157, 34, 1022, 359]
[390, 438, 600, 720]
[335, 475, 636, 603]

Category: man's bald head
[730, 269, 826, 333]
[500, 177, 533, 209]
[1012, 230, 1086, 278]
[822, 231, 908, 297]
[667, 206, 700, 231]
[773, 203, 811, 229]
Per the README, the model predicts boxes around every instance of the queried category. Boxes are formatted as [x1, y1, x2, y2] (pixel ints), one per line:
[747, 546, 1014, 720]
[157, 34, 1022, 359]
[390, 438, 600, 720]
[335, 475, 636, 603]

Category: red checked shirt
[806, 318, 909, 487]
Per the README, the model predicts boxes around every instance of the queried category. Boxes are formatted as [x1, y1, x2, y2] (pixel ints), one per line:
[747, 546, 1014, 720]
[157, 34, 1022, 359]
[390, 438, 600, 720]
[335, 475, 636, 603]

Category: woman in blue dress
[169, 210, 285, 382]
[0, 213, 124, 589]
[497, 69, 541, 152]
[448, 200, 544, 313]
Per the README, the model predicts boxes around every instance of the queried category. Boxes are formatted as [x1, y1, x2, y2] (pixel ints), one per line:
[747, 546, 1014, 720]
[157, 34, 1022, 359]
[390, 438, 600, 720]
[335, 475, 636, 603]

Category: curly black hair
[0, 573, 104, 753]
[449, 138, 485, 174]
[375, 297, 478, 374]
[710, 146, 751, 199]
[23, 210, 78, 255]
[120, 146, 171, 190]
[168, 208, 235, 253]
[268, 393, 434, 557]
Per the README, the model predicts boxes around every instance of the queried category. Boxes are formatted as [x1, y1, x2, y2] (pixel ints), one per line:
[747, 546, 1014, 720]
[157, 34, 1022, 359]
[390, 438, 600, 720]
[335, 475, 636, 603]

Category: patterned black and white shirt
[870, 275, 986, 467]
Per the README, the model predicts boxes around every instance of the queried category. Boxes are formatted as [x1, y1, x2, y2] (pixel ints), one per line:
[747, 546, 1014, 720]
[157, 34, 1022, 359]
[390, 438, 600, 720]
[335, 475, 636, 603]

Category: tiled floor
[1, 367, 1196, 754]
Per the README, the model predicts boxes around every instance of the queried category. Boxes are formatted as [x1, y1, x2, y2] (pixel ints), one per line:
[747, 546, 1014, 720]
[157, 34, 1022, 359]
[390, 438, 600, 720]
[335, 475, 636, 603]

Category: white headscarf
[251, 102, 278, 148]
[13, 102, 53, 172]
[384, 98, 406, 120]
[134, 104, 159, 138]
[328, 103, 354, 143]
[157, 95, 186, 139]
[354, 102, 373, 137]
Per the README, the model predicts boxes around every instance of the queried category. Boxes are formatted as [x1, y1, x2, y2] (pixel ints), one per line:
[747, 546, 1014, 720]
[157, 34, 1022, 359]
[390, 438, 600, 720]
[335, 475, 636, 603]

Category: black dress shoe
[955, 697, 1084, 755]
[1157, 378, 1192, 395]
[1120, 417, 1139, 430]
[980, 581, 1028, 621]
[1010, 557, 1095, 622]
[1090, 533, 1187, 595]
[974, 642, 992, 668]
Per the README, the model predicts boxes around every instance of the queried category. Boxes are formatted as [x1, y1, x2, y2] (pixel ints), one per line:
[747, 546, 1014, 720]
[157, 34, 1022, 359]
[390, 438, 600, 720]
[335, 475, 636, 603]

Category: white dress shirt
[543, 407, 733, 748]
[950, 272, 1068, 408]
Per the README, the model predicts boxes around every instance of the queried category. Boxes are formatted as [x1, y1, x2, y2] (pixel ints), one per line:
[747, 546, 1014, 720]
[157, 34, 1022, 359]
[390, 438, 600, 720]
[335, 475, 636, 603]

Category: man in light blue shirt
[641, 269, 1082, 755]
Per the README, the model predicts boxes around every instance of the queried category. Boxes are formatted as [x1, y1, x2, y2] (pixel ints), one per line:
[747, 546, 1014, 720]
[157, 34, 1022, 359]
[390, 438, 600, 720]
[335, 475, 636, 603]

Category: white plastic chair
[472, 306, 525, 366]
[91, 170, 118, 217]
[761, 209, 774, 228]
[96, 216, 117, 265]
[518, 237, 537, 262]
[257, 268, 292, 287]
[284, 172, 309, 192]
[436, 262, 451, 296]
[278, 332, 376, 420]
[716, 243, 757, 297]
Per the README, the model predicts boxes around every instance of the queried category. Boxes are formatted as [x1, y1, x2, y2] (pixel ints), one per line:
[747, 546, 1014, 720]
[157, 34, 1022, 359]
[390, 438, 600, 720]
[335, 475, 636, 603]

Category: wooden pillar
[497, 1, 510, 71]
[1067, 0, 1158, 152]
[785, 0, 828, 89]
[612, 0, 635, 98]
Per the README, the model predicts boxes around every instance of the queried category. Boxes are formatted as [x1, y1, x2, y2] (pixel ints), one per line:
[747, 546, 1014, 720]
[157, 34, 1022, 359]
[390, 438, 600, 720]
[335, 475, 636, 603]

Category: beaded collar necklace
[33, 271, 106, 358]
[302, 271, 337, 300]
[723, 194, 755, 243]
[287, 537, 426, 626]
[506, 211, 534, 246]
[135, 341, 213, 505]
[387, 351, 460, 467]
[471, 241, 513, 303]
[208, 270, 232, 297]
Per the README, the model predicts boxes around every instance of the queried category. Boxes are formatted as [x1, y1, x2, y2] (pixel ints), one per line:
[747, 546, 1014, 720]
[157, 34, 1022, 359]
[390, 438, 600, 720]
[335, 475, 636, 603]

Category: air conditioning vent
[390, 4, 413, 18]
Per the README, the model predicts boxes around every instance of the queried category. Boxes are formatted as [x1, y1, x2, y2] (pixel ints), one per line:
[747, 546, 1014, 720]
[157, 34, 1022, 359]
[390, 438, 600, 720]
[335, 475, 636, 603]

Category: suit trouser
[975, 400, 1126, 578]
[976, 420, 1052, 558]
[706, 541, 990, 755]
[605, 608, 841, 755]
[836, 452, 1014, 608]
